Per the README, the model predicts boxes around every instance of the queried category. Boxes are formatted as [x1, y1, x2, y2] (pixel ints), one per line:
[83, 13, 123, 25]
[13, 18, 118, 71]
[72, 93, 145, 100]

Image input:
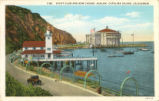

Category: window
[47, 48, 51, 50]
[48, 54, 51, 59]
[40, 47, 43, 50]
[48, 37, 50, 40]
[41, 55, 44, 57]
[25, 47, 28, 50]
[25, 55, 28, 58]
[33, 47, 36, 50]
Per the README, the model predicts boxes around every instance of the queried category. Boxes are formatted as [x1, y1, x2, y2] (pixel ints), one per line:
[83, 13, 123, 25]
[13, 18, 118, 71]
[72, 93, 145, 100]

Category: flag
[126, 70, 131, 74]
[90, 28, 95, 34]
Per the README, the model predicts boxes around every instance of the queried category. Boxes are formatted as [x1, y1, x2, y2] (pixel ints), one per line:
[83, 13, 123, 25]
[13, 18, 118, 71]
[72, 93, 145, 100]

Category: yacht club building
[21, 26, 60, 61]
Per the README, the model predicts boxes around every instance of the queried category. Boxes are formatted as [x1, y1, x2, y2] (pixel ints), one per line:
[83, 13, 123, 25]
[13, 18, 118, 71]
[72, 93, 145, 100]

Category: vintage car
[27, 75, 42, 85]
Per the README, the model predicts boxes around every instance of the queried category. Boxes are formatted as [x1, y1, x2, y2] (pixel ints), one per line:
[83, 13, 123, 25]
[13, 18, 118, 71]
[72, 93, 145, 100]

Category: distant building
[86, 26, 121, 47]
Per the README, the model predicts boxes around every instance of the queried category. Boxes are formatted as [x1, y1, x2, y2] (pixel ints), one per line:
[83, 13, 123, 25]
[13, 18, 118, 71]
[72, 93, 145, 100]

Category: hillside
[6, 6, 76, 54]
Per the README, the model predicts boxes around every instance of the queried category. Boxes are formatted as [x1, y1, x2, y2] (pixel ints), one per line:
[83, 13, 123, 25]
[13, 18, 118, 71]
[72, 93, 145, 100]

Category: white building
[21, 26, 61, 61]
[86, 26, 121, 47]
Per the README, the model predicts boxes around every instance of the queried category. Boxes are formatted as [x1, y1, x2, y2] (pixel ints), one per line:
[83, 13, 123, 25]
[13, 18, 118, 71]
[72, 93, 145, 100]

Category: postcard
[0, 0, 159, 101]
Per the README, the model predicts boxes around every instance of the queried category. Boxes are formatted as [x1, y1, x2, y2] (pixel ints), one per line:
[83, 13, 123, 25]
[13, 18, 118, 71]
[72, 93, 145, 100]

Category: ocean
[63, 41, 154, 96]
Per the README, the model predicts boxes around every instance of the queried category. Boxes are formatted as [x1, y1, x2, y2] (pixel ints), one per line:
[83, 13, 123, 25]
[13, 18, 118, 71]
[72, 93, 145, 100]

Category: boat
[123, 33, 135, 55]
[108, 55, 117, 57]
[139, 48, 150, 51]
[108, 53, 124, 57]
[123, 51, 134, 55]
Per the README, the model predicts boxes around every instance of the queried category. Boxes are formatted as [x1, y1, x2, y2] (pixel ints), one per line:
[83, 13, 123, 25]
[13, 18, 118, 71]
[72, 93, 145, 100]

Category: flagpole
[90, 28, 95, 56]
[132, 33, 134, 52]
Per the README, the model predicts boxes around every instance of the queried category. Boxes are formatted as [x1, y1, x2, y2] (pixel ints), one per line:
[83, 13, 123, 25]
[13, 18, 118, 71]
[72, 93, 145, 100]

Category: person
[97, 86, 102, 94]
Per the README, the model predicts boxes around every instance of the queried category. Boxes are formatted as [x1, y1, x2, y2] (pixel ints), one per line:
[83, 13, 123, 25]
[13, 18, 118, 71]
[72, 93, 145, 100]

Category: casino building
[86, 26, 121, 47]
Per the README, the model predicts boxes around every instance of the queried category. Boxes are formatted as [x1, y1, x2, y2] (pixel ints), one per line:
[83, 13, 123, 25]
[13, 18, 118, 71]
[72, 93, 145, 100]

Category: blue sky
[19, 5, 153, 42]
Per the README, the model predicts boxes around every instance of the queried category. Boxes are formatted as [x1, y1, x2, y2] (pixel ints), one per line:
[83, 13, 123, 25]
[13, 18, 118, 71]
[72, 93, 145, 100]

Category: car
[27, 75, 42, 86]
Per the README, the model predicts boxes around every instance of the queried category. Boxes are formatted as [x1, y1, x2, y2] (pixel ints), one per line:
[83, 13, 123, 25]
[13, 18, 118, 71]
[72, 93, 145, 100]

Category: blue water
[64, 42, 154, 96]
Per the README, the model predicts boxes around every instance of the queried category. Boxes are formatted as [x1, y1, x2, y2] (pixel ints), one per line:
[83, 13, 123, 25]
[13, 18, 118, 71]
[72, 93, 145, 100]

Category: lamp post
[92, 44, 94, 56]
[90, 44, 94, 56]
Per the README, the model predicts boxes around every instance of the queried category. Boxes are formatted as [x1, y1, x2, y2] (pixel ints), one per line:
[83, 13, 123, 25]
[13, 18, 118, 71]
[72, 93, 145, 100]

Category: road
[6, 55, 101, 96]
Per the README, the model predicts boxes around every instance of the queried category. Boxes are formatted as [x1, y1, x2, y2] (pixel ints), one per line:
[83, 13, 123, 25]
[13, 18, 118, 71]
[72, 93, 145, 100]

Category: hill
[6, 6, 76, 54]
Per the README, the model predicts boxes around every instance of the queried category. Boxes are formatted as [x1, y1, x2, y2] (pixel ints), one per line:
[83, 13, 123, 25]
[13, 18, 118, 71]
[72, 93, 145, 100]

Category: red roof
[23, 41, 45, 47]
[98, 28, 117, 33]
[21, 50, 61, 54]
[21, 50, 45, 54]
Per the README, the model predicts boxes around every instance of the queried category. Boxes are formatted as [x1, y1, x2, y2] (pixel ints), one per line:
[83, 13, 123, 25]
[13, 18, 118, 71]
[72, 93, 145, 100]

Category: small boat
[108, 55, 117, 57]
[139, 48, 150, 51]
[108, 53, 124, 57]
[123, 51, 134, 55]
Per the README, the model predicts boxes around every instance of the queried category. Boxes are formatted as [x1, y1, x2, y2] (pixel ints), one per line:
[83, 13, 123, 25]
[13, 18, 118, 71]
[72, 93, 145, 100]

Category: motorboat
[123, 51, 134, 55]
[139, 48, 150, 51]
[108, 53, 124, 57]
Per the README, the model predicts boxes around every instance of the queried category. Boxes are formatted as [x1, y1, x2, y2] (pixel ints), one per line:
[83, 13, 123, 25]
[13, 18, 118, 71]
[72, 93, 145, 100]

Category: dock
[20, 56, 98, 72]
[30, 57, 97, 61]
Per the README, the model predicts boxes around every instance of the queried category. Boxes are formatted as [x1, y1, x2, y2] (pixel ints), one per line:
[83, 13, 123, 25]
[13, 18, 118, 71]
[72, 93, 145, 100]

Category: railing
[25, 55, 97, 62]
[54, 55, 96, 59]
[32, 57, 45, 59]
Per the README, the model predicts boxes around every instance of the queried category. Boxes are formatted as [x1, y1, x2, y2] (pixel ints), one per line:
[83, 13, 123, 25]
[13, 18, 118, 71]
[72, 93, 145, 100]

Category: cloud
[126, 12, 140, 18]
[93, 17, 129, 30]
[119, 22, 152, 30]
[64, 14, 90, 20]
[94, 16, 129, 25]
[47, 14, 130, 34]
[42, 14, 93, 35]
[42, 16, 53, 19]
[42, 13, 153, 42]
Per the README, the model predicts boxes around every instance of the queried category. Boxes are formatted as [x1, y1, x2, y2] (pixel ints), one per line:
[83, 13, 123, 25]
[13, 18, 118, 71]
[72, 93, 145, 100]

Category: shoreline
[57, 44, 148, 49]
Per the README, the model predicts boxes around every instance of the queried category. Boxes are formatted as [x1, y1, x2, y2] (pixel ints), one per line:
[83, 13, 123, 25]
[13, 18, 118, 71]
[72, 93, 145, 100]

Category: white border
[0, 0, 159, 101]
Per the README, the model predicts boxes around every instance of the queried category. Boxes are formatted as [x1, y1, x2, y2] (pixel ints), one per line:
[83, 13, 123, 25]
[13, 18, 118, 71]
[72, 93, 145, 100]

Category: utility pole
[133, 33, 134, 47]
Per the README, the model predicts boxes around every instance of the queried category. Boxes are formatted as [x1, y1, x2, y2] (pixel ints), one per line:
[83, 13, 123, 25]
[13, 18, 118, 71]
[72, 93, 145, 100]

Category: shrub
[6, 72, 52, 96]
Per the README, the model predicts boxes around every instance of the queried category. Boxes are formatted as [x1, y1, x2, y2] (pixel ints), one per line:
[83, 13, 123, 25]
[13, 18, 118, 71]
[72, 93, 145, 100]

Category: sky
[20, 5, 153, 42]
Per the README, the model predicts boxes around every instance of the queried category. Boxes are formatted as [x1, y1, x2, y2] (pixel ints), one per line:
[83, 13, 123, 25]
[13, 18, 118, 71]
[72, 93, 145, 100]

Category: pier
[30, 57, 97, 61]
[22, 56, 98, 73]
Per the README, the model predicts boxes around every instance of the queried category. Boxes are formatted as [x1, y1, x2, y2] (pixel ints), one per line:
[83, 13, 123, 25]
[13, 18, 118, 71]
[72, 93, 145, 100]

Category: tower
[45, 26, 53, 59]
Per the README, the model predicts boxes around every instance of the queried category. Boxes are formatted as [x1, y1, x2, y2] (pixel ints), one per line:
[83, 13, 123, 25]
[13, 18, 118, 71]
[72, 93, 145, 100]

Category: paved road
[6, 56, 100, 96]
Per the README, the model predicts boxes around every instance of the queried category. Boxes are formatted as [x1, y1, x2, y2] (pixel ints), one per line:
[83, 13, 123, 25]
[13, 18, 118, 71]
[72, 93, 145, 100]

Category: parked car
[27, 75, 42, 85]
